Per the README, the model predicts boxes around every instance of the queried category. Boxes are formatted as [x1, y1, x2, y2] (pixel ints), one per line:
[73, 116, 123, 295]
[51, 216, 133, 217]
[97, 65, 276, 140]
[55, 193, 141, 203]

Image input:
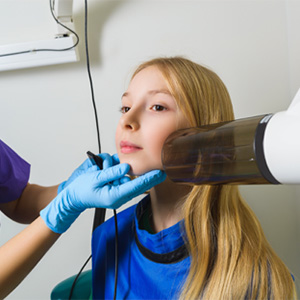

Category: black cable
[113, 210, 119, 300]
[68, 1, 119, 299]
[0, 0, 79, 58]
[68, 0, 96, 298]
[68, 254, 92, 300]
[83, 0, 101, 154]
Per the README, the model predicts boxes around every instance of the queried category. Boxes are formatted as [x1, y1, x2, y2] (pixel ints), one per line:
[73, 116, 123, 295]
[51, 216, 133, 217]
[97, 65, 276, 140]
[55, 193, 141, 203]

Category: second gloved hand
[40, 164, 166, 234]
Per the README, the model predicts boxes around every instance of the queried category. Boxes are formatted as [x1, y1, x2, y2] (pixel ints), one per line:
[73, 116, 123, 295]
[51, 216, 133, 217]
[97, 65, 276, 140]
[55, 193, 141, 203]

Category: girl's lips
[120, 141, 142, 154]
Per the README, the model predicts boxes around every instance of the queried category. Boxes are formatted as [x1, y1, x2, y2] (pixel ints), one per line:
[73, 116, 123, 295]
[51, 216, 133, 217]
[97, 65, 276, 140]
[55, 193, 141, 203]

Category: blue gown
[92, 195, 190, 299]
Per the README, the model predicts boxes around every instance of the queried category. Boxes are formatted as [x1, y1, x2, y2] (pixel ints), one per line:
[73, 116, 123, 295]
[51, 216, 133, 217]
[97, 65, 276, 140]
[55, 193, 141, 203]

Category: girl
[92, 57, 296, 299]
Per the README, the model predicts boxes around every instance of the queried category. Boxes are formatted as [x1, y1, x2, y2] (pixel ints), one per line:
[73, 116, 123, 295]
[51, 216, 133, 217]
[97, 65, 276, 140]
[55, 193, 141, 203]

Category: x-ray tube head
[162, 115, 275, 185]
[162, 89, 300, 185]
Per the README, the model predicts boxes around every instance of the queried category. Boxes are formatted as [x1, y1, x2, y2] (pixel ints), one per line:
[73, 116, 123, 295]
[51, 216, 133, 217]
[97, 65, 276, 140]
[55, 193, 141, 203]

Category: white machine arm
[264, 89, 300, 184]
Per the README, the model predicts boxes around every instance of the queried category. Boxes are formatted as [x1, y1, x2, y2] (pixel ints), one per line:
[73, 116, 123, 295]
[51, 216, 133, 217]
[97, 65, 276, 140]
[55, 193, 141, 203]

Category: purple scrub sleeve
[0, 140, 30, 203]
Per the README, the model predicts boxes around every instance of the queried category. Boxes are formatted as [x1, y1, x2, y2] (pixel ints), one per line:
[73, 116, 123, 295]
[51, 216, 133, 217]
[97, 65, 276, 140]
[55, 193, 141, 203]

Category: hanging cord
[113, 210, 119, 299]
[68, 1, 119, 300]
[0, 0, 79, 58]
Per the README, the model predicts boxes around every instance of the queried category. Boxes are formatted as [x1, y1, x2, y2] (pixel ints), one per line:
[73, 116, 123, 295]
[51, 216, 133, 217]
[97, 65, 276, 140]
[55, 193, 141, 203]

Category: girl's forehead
[129, 66, 167, 89]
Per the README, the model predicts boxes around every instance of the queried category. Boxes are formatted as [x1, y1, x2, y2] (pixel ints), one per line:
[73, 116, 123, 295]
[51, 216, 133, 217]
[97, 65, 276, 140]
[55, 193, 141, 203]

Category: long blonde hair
[133, 57, 296, 299]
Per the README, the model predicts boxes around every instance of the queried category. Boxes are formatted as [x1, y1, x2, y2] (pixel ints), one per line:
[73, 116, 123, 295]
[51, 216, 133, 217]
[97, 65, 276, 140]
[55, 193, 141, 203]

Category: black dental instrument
[86, 151, 106, 231]
[87, 150, 103, 169]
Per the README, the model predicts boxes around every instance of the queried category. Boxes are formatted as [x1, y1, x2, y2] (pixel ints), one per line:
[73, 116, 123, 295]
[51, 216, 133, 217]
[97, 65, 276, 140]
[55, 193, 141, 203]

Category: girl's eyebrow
[148, 89, 171, 96]
[121, 89, 171, 99]
[121, 92, 129, 99]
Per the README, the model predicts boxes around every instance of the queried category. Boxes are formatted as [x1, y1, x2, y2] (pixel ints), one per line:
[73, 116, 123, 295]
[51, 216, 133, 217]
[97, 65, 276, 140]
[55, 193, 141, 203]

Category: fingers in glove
[112, 153, 120, 165]
[110, 170, 166, 208]
[111, 175, 131, 186]
[97, 153, 113, 169]
[95, 163, 130, 186]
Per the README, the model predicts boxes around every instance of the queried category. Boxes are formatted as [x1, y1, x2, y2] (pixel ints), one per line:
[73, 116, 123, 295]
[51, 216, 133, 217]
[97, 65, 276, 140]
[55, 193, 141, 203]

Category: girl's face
[115, 66, 189, 175]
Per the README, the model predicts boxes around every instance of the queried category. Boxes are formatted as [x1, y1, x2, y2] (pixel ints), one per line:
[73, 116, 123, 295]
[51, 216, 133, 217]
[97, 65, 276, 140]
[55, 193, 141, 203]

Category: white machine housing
[264, 89, 300, 184]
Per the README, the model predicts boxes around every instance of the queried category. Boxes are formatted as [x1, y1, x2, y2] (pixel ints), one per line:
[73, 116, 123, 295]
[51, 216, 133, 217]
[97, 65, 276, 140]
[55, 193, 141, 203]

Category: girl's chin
[128, 164, 163, 177]
[128, 167, 150, 177]
[118, 156, 163, 176]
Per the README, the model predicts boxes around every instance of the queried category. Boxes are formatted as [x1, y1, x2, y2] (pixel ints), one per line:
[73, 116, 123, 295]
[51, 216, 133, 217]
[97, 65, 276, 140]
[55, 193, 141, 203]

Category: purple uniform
[0, 140, 30, 203]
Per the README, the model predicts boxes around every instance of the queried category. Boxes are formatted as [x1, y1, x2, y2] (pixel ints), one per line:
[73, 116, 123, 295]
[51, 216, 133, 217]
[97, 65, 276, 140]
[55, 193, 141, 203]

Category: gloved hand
[40, 160, 166, 234]
[57, 153, 114, 193]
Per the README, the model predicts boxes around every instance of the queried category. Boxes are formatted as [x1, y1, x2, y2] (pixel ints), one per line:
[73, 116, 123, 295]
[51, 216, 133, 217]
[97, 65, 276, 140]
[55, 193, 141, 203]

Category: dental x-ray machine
[162, 89, 300, 185]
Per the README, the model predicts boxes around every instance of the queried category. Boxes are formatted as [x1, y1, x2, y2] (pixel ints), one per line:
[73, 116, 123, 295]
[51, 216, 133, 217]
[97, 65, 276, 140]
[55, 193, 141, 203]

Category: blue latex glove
[40, 163, 166, 234]
[57, 153, 114, 193]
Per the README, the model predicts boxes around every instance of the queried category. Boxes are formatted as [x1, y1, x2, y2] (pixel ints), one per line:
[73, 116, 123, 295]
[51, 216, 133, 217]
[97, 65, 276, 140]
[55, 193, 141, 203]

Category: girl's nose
[120, 110, 140, 131]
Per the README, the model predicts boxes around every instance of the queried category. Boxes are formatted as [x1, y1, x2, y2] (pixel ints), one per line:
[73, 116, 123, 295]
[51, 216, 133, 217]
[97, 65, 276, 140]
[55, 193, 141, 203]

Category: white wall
[0, 0, 299, 298]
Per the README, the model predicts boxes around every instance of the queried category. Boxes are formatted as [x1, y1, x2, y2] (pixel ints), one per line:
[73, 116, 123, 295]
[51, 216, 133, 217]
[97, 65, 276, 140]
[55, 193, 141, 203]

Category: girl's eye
[152, 105, 166, 111]
[120, 106, 130, 114]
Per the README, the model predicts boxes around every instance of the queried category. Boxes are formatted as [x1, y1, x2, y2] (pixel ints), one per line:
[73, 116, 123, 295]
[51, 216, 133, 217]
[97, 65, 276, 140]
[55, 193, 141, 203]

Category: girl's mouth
[120, 141, 142, 154]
